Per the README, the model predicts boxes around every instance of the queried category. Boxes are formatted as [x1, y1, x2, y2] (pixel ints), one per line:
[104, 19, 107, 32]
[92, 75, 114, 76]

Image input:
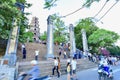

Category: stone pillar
[46, 15, 54, 59]
[69, 24, 76, 57]
[4, 20, 18, 66]
[81, 29, 89, 55]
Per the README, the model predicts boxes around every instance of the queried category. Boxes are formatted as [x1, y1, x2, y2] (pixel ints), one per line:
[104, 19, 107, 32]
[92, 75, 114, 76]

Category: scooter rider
[98, 59, 113, 78]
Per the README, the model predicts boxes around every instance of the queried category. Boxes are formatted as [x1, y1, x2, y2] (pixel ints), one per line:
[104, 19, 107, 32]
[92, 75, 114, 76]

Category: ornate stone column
[69, 24, 76, 57]
[81, 29, 89, 55]
[4, 19, 18, 66]
[46, 15, 54, 59]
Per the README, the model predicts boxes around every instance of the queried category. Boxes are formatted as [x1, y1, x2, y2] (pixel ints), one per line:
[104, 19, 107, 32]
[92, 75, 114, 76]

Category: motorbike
[17, 73, 51, 80]
[98, 65, 113, 80]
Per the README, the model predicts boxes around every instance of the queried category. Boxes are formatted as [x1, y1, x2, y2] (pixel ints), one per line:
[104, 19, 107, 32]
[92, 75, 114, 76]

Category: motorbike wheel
[102, 73, 107, 80]
[107, 76, 113, 80]
[98, 72, 103, 80]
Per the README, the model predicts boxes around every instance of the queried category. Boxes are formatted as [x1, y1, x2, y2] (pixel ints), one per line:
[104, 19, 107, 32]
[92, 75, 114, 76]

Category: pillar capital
[69, 24, 74, 31]
[47, 15, 53, 25]
[81, 29, 85, 33]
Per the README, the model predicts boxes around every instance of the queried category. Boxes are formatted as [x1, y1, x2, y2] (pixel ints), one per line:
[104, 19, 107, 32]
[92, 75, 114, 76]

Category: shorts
[73, 70, 76, 74]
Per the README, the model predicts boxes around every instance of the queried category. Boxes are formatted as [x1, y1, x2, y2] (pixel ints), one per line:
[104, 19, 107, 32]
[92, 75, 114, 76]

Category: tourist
[22, 48, 26, 59]
[57, 57, 61, 77]
[71, 57, 77, 80]
[58, 48, 62, 57]
[52, 57, 60, 78]
[21, 43, 25, 53]
[67, 57, 72, 76]
[63, 51, 67, 59]
[67, 62, 71, 80]
[67, 57, 71, 63]
[35, 50, 39, 60]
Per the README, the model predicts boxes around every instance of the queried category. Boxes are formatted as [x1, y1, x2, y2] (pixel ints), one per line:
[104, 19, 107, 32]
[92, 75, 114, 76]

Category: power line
[96, 0, 120, 23]
[93, 0, 109, 18]
[60, 0, 108, 18]
[61, 6, 84, 18]
[60, 1, 93, 18]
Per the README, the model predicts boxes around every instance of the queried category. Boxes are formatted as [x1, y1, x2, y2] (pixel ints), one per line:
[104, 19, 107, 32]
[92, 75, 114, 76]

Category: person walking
[22, 48, 26, 59]
[63, 51, 67, 59]
[67, 62, 71, 80]
[52, 57, 60, 78]
[21, 43, 25, 53]
[58, 48, 62, 57]
[57, 57, 61, 77]
[35, 50, 39, 60]
[71, 57, 77, 80]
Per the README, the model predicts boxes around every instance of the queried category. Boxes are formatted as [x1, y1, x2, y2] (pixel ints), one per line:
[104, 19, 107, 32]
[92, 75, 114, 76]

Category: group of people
[52, 56, 78, 80]
[67, 57, 78, 80]
[58, 48, 67, 59]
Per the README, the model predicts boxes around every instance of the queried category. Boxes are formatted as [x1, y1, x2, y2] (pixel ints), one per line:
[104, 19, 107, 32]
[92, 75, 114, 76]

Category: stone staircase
[17, 58, 97, 77]
[17, 43, 60, 61]
[17, 42, 97, 78]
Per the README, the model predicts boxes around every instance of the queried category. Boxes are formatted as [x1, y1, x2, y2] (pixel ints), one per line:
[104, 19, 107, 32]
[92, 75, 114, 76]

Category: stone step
[17, 43, 60, 62]
[18, 59, 97, 77]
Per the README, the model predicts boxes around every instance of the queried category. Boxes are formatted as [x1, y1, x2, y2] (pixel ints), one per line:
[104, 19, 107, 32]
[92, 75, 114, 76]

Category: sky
[25, 0, 120, 35]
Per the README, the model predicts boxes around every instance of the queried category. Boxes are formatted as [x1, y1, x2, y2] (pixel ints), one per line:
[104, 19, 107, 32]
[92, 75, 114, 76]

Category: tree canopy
[88, 29, 119, 53]
[74, 18, 98, 50]
[52, 14, 68, 44]
[74, 18, 120, 53]
[0, 0, 32, 43]
[40, 14, 68, 44]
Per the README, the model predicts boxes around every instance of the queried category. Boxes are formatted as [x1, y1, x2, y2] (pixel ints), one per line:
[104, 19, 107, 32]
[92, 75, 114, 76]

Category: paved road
[52, 62, 120, 80]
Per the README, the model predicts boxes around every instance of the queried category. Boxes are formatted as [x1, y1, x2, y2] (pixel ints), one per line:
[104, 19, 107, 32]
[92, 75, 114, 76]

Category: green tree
[88, 29, 119, 53]
[40, 31, 47, 41]
[44, 0, 57, 9]
[74, 18, 98, 50]
[0, 0, 21, 39]
[52, 14, 68, 44]
[107, 46, 120, 56]
[0, 0, 32, 42]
